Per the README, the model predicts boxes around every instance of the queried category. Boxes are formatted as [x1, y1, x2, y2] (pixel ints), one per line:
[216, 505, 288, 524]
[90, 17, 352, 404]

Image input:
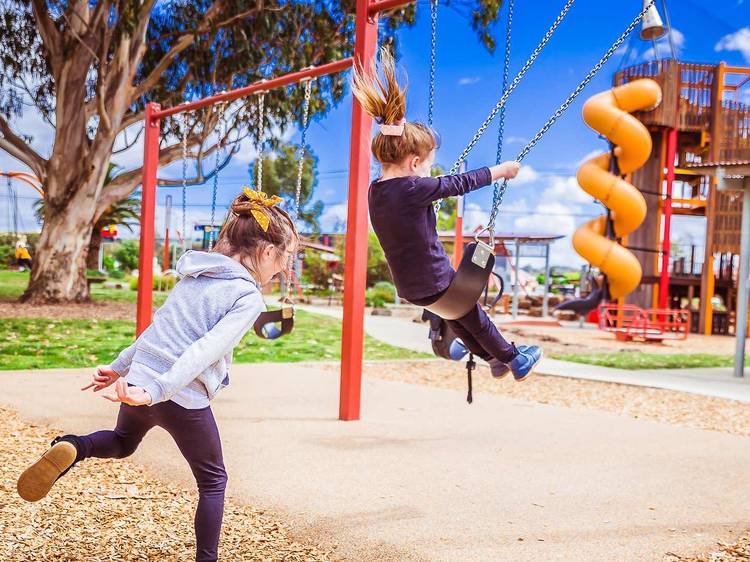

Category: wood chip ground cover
[0, 407, 337, 561]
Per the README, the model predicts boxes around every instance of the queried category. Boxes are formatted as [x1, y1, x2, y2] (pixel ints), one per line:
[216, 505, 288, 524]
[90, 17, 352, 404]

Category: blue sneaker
[509, 345, 543, 381]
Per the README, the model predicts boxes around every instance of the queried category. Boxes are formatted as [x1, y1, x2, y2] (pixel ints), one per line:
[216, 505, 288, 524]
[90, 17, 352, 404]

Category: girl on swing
[352, 48, 541, 380]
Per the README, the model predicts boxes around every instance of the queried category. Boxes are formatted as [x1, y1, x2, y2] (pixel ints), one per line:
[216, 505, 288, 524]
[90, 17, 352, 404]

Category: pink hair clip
[379, 119, 405, 136]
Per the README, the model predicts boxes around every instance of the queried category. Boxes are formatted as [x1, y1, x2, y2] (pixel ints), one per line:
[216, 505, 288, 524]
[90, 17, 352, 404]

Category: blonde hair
[351, 47, 438, 165]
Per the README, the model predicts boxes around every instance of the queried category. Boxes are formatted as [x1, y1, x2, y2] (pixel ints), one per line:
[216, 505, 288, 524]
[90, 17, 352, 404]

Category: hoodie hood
[176, 250, 258, 286]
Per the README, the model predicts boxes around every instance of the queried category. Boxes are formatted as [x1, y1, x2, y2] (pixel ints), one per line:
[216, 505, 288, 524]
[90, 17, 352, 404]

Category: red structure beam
[152, 59, 354, 120]
[137, 59, 356, 334]
[136, 102, 162, 336]
[659, 127, 677, 310]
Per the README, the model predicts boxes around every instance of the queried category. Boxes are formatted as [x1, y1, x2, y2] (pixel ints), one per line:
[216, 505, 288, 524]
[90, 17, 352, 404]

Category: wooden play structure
[614, 60, 750, 336]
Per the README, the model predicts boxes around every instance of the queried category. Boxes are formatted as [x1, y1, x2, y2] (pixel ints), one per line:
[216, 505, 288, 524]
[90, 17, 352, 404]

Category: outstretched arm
[409, 162, 520, 206]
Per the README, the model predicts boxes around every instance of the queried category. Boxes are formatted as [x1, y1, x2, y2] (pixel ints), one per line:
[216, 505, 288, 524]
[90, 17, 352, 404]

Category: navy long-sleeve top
[368, 167, 493, 302]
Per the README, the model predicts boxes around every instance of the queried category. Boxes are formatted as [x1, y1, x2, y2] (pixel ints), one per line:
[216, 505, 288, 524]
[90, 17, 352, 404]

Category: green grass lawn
[0, 310, 427, 370]
[551, 352, 734, 370]
[0, 270, 168, 305]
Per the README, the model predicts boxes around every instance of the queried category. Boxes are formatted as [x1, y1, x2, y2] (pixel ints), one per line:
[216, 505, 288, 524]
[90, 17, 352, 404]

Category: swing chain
[285, 79, 314, 300]
[255, 93, 266, 192]
[490, 0, 514, 228]
[427, 0, 438, 128]
[209, 103, 229, 250]
[483, 0, 656, 235]
[181, 112, 188, 254]
[448, 0, 576, 177]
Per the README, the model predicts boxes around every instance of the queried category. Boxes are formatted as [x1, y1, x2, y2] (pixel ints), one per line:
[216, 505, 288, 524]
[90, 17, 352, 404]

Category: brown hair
[351, 47, 438, 165]
[212, 190, 299, 277]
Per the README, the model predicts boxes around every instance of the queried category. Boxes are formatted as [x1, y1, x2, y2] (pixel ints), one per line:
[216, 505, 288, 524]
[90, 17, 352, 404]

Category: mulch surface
[0, 406, 337, 561]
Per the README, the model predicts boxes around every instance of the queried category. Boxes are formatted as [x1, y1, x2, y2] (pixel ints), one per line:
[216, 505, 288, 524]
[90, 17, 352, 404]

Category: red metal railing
[598, 304, 690, 342]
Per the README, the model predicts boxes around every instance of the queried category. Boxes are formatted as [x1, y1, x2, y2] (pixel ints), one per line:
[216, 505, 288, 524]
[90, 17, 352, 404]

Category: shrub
[128, 274, 178, 291]
[113, 240, 139, 272]
[0, 245, 14, 267]
[365, 281, 396, 308]
[109, 269, 126, 279]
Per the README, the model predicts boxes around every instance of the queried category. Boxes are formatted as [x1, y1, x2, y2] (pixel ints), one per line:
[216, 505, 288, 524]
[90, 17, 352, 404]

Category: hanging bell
[639, 0, 666, 41]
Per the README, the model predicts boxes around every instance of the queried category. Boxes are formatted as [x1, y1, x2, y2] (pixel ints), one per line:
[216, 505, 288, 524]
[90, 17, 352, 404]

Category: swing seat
[253, 306, 294, 340]
[424, 242, 496, 320]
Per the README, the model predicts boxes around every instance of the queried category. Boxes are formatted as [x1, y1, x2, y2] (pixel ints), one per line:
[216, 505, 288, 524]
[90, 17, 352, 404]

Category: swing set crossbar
[150, 58, 355, 120]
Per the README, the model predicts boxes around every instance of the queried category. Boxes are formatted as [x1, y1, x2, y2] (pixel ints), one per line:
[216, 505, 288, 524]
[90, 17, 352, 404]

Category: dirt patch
[0, 301, 136, 321]
[0, 406, 338, 561]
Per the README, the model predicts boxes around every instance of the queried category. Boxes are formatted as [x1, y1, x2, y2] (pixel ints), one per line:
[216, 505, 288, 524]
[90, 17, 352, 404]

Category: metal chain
[285, 79, 314, 299]
[447, 0, 576, 177]
[255, 93, 266, 191]
[427, 0, 438, 128]
[489, 0, 514, 219]
[208, 103, 228, 250]
[181, 112, 188, 254]
[483, 0, 656, 235]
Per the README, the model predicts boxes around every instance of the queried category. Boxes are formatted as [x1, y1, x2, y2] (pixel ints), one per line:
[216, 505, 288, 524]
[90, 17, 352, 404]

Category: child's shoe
[17, 435, 80, 502]
[509, 345, 543, 381]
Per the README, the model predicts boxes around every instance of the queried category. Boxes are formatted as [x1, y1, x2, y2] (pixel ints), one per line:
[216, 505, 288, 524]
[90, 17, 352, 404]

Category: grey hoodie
[111, 251, 265, 408]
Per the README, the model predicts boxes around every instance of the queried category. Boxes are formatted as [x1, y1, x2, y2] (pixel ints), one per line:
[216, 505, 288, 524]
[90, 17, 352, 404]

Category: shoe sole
[17, 441, 77, 502]
[513, 349, 544, 382]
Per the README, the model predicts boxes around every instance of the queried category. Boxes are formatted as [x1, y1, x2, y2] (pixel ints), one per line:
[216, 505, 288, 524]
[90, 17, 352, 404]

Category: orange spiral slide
[573, 79, 662, 298]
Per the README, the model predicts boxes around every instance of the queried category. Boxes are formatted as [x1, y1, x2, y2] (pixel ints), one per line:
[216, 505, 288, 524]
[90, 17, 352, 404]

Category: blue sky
[2, 0, 750, 266]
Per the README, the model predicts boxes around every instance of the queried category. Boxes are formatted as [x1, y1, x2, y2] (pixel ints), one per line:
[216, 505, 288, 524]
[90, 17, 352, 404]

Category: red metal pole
[136, 102, 161, 336]
[659, 127, 677, 310]
[453, 195, 464, 269]
[339, 0, 379, 421]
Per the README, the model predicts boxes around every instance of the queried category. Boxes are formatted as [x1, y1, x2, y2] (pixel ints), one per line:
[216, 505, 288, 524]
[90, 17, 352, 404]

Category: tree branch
[131, 33, 195, 102]
[0, 115, 48, 178]
[31, 0, 62, 65]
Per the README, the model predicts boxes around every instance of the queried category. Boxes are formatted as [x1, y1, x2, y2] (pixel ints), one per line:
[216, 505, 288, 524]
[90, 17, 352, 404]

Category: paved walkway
[2, 365, 749, 561]
[302, 305, 750, 403]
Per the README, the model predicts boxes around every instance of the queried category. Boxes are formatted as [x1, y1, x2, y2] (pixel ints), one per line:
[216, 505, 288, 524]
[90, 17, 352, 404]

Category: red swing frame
[136, 0, 414, 421]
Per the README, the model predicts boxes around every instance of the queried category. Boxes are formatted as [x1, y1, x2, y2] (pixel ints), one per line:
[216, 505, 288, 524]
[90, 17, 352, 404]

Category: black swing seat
[424, 241, 496, 320]
[253, 306, 295, 340]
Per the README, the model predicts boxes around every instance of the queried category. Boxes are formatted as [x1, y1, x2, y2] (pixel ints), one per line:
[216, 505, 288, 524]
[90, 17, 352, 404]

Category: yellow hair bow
[242, 187, 283, 231]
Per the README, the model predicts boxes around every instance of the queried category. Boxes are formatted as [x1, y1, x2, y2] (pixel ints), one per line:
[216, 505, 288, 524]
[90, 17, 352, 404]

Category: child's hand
[490, 161, 521, 181]
[101, 378, 152, 406]
[81, 365, 119, 393]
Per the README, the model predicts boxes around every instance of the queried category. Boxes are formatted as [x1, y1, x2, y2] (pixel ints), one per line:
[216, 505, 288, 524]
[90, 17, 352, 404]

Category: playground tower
[614, 60, 750, 335]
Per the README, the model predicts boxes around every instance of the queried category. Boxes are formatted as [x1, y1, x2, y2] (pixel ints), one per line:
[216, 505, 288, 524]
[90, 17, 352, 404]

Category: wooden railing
[719, 101, 750, 162]
[615, 60, 750, 163]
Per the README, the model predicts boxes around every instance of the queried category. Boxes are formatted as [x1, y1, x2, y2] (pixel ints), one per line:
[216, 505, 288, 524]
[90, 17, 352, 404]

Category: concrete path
[301, 305, 750, 402]
[3, 365, 750, 561]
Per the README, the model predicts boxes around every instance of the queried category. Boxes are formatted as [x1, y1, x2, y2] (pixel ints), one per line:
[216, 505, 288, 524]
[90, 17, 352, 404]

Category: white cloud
[642, 28, 685, 60]
[504, 135, 529, 145]
[512, 165, 540, 185]
[577, 149, 604, 167]
[715, 27, 750, 63]
[457, 77, 480, 86]
[319, 203, 348, 232]
[541, 174, 592, 205]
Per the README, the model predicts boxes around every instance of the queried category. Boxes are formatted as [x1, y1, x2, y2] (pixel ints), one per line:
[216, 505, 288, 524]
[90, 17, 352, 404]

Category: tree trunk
[87, 229, 103, 271]
[22, 192, 98, 303]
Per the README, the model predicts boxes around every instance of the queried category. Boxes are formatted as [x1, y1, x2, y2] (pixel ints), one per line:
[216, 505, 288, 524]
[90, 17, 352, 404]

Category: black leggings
[412, 294, 517, 363]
